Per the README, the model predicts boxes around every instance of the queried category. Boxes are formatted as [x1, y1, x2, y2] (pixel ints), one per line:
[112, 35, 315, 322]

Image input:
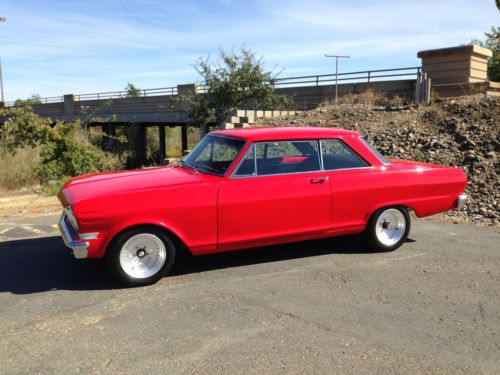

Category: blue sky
[1, 0, 498, 100]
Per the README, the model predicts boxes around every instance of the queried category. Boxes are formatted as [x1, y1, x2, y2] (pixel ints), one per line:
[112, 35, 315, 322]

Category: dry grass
[319, 89, 410, 107]
[0, 193, 60, 221]
[0, 147, 41, 190]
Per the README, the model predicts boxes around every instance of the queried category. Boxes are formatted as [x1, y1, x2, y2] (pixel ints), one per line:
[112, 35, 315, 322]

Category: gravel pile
[258, 96, 499, 226]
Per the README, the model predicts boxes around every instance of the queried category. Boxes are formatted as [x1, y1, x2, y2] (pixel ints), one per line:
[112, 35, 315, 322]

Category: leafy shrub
[35, 123, 118, 183]
[0, 105, 122, 188]
[0, 104, 52, 152]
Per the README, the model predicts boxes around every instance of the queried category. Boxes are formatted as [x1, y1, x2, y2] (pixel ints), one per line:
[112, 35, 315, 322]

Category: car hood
[58, 166, 204, 207]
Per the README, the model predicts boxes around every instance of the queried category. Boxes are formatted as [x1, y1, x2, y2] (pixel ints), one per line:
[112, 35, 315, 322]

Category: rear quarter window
[321, 139, 370, 170]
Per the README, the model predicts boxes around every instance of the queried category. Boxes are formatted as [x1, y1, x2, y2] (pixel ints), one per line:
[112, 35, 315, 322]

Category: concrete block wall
[417, 45, 492, 85]
[222, 109, 303, 129]
[417, 44, 494, 98]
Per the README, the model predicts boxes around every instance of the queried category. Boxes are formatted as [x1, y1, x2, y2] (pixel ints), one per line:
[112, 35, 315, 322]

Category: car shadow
[171, 235, 372, 277]
[0, 235, 414, 294]
[0, 236, 115, 294]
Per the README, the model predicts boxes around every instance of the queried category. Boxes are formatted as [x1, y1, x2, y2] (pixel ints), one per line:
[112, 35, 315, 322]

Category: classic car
[58, 127, 468, 286]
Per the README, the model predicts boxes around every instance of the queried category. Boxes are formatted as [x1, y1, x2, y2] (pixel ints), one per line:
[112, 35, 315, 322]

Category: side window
[255, 141, 320, 175]
[321, 139, 370, 170]
[234, 144, 256, 176]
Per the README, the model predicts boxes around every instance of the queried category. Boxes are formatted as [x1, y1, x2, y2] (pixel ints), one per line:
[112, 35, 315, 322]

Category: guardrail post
[367, 71, 371, 83]
[415, 71, 422, 104]
[316, 76, 319, 86]
[424, 75, 431, 105]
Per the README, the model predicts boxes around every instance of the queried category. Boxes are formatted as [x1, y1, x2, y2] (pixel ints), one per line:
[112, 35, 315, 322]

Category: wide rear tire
[106, 226, 176, 286]
[365, 206, 411, 252]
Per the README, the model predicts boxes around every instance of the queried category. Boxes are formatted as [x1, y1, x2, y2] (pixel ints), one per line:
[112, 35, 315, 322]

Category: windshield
[181, 135, 246, 176]
[360, 137, 391, 165]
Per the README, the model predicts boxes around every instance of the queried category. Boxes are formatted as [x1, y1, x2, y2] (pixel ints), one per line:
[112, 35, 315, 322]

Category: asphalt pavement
[0, 215, 499, 374]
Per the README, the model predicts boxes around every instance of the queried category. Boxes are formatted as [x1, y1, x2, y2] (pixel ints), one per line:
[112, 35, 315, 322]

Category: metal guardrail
[76, 86, 177, 101]
[271, 67, 421, 87]
[5, 95, 64, 106]
[5, 67, 420, 107]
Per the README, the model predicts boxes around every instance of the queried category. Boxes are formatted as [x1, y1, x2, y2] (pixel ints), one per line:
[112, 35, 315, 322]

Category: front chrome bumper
[457, 193, 467, 210]
[58, 213, 89, 259]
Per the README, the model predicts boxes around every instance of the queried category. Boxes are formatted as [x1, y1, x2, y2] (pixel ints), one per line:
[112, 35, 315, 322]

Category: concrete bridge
[1, 67, 422, 163]
[1, 44, 496, 164]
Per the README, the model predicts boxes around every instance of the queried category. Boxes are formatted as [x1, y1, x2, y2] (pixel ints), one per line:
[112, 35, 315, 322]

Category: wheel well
[367, 204, 412, 221]
[107, 224, 192, 256]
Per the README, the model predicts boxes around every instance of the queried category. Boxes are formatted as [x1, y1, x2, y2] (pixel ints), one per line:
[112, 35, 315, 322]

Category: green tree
[0, 105, 52, 152]
[472, 26, 500, 82]
[35, 122, 116, 183]
[28, 93, 42, 104]
[125, 82, 142, 97]
[188, 47, 293, 125]
[13, 94, 42, 106]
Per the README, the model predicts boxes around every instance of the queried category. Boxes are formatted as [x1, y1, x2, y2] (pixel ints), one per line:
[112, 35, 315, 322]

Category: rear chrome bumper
[58, 213, 89, 259]
[457, 193, 467, 210]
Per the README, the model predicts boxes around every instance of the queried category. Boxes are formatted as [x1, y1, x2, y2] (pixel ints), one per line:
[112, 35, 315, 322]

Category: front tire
[365, 206, 410, 252]
[106, 226, 176, 286]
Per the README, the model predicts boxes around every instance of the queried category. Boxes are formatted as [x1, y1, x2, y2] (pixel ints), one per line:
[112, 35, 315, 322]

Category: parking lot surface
[0, 216, 499, 374]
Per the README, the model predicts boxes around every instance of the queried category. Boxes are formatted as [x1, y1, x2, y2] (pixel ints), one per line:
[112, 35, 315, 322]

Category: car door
[320, 138, 374, 229]
[217, 140, 331, 252]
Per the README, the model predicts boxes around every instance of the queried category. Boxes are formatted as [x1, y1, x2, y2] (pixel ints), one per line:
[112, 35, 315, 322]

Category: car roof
[211, 126, 360, 141]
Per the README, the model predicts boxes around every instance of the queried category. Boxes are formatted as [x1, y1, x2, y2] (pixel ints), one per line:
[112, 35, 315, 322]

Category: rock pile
[258, 96, 499, 226]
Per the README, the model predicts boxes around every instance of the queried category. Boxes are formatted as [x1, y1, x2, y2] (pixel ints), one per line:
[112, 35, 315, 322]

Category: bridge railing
[5, 66, 420, 106]
[5, 95, 64, 106]
[76, 86, 178, 101]
[271, 67, 421, 88]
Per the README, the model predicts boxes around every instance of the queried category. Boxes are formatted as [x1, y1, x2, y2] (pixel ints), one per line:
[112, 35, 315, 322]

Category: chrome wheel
[119, 233, 167, 279]
[375, 208, 406, 247]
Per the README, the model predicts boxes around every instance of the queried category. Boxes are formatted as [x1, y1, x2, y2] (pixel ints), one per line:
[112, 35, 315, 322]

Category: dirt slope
[258, 96, 499, 226]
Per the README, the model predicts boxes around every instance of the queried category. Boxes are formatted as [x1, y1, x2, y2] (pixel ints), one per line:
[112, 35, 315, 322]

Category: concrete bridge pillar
[102, 123, 117, 152]
[127, 124, 147, 167]
[137, 125, 147, 165]
[63, 94, 75, 115]
[159, 125, 166, 162]
[181, 125, 188, 155]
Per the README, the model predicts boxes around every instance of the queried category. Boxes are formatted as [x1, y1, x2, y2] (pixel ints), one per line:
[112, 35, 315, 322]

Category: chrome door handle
[310, 176, 329, 184]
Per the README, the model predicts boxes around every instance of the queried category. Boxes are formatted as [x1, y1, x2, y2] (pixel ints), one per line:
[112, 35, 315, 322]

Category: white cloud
[1, 0, 498, 99]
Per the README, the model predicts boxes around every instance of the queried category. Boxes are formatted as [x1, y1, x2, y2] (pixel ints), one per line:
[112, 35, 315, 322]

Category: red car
[58, 127, 467, 286]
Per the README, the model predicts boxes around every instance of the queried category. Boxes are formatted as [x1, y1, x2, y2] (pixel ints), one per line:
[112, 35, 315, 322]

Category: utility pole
[325, 54, 350, 104]
[0, 17, 6, 105]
